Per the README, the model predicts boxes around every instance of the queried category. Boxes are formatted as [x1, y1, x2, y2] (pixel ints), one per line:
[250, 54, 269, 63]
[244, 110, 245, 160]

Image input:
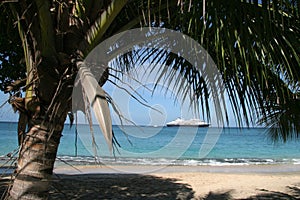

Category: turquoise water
[1, 122, 300, 166]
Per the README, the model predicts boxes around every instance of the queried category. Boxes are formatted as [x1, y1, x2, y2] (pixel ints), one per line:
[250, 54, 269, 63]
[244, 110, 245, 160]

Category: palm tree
[0, 0, 299, 199]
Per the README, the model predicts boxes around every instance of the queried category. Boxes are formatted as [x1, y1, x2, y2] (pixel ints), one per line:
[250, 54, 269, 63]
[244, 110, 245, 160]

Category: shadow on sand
[51, 174, 300, 200]
[199, 184, 300, 200]
[243, 186, 300, 200]
[50, 173, 195, 199]
[1, 174, 300, 199]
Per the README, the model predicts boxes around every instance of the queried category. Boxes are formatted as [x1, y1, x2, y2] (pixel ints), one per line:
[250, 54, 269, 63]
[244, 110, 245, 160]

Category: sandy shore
[49, 164, 300, 199]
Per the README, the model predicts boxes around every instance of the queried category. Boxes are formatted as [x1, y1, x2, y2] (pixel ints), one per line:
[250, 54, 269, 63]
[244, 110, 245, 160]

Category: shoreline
[53, 163, 300, 175]
[2, 162, 300, 175]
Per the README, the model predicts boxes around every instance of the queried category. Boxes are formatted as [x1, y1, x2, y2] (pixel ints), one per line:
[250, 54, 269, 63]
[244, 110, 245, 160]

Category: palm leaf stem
[83, 0, 128, 54]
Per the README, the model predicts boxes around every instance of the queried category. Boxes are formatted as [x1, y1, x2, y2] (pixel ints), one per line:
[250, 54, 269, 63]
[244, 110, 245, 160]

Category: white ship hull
[166, 118, 209, 127]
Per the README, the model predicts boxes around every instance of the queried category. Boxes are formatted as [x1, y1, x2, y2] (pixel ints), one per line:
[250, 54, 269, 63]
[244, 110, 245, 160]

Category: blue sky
[0, 82, 241, 127]
[0, 93, 19, 121]
[0, 88, 183, 125]
[0, 64, 242, 127]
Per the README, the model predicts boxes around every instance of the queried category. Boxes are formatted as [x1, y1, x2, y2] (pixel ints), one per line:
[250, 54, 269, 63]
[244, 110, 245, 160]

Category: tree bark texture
[9, 119, 64, 200]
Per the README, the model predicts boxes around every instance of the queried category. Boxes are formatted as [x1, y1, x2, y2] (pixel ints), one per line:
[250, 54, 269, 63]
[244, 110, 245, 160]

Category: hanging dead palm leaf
[76, 61, 113, 151]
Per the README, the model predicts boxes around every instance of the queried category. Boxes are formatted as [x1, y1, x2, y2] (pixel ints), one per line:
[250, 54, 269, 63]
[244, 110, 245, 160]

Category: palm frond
[106, 0, 299, 140]
[83, 0, 128, 54]
[76, 61, 113, 151]
[106, 28, 226, 125]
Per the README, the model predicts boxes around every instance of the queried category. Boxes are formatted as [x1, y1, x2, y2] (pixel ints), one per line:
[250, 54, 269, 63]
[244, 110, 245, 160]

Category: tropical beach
[1, 163, 300, 199]
[1, 0, 300, 199]
[51, 164, 300, 199]
[1, 124, 300, 199]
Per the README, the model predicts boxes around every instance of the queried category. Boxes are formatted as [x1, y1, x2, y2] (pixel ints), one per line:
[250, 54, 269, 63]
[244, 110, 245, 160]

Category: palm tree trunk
[9, 119, 65, 200]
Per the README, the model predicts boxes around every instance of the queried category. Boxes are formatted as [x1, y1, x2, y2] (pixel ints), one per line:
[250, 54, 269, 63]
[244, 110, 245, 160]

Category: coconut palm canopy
[0, 0, 299, 199]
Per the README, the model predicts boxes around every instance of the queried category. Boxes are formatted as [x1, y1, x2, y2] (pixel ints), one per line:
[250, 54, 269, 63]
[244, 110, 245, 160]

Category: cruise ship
[166, 118, 209, 127]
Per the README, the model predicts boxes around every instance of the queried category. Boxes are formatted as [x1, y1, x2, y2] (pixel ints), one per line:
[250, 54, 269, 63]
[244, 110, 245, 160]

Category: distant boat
[166, 118, 210, 127]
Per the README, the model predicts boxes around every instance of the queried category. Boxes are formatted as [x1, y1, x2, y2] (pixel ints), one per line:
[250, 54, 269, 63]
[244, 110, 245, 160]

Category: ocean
[1, 122, 300, 167]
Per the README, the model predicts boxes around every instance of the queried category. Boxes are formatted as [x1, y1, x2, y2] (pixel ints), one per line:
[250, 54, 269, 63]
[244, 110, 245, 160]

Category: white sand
[52, 164, 300, 199]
